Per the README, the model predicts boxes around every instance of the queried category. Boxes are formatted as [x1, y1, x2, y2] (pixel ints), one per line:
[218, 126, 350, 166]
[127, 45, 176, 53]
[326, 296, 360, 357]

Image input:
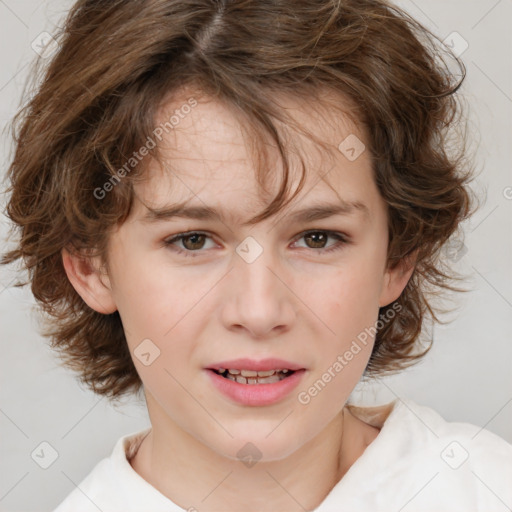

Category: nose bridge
[224, 234, 295, 337]
[235, 234, 281, 299]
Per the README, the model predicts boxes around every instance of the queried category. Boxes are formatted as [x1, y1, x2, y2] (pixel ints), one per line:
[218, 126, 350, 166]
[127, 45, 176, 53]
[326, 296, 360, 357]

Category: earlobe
[61, 247, 117, 314]
[379, 250, 417, 308]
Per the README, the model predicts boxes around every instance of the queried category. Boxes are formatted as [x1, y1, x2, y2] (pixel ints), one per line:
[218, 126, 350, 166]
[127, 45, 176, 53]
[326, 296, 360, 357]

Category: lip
[206, 358, 305, 372]
[205, 368, 306, 406]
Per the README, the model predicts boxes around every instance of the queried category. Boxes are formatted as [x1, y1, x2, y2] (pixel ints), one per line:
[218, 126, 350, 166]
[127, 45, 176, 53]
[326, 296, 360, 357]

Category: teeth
[226, 369, 289, 377]
[226, 373, 285, 385]
[240, 369, 258, 377]
[214, 368, 295, 383]
[253, 370, 276, 377]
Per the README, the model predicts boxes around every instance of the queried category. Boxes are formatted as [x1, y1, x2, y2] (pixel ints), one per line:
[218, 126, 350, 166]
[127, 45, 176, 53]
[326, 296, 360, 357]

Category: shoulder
[334, 399, 512, 511]
[53, 428, 175, 512]
[389, 399, 512, 467]
[351, 398, 512, 460]
[53, 455, 115, 512]
[402, 400, 512, 509]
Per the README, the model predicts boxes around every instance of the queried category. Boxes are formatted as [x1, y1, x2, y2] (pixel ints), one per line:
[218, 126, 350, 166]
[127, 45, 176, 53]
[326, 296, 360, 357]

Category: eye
[163, 231, 215, 256]
[291, 230, 349, 254]
[163, 229, 350, 258]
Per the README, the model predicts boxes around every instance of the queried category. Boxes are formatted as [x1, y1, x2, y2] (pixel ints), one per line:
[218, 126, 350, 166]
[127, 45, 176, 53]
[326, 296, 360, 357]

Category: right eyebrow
[140, 199, 370, 227]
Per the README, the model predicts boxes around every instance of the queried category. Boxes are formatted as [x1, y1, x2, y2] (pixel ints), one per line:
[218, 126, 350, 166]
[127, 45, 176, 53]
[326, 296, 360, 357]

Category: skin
[62, 87, 415, 511]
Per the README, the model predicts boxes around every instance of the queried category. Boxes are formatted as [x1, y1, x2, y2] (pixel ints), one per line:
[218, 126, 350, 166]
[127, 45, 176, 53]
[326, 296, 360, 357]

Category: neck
[130, 399, 379, 511]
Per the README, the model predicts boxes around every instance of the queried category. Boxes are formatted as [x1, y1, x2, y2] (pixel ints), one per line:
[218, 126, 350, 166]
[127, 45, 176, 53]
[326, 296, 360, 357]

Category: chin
[205, 430, 304, 464]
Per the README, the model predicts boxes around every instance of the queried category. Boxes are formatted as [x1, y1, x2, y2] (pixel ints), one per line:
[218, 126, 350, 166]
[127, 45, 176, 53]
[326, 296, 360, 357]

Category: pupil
[307, 232, 326, 248]
[184, 234, 204, 250]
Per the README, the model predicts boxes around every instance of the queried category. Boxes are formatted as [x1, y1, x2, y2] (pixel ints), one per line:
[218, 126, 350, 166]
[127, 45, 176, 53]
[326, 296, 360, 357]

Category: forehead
[153, 86, 364, 162]
[131, 88, 379, 223]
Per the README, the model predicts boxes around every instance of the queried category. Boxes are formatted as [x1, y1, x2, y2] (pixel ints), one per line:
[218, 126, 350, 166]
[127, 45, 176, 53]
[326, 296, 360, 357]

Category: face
[67, 88, 412, 462]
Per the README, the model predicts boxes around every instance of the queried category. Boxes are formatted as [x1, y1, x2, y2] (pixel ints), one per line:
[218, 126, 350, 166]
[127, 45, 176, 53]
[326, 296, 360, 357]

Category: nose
[220, 241, 297, 339]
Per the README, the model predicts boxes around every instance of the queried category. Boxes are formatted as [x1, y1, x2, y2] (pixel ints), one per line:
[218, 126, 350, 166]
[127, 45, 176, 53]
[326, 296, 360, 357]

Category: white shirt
[53, 399, 512, 511]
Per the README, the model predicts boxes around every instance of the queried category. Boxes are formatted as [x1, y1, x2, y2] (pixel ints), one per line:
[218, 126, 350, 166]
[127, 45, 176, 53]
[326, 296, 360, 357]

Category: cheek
[294, 269, 380, 423]
[109, 249, 199, 336]
[319, 261, 383, 343]
[110, 257, 223, 378]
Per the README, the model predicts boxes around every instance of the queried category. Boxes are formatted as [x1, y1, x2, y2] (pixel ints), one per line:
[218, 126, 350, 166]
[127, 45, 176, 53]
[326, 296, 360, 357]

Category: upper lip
[206, 358, 305, 372]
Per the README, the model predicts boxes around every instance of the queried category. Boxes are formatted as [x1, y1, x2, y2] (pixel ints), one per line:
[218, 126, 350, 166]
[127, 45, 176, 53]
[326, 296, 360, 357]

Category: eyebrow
[141, 199, 369, 226]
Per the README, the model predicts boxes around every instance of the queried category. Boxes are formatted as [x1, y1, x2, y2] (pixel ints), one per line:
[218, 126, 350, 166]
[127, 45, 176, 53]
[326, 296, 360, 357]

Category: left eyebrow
[140, 199, 370, 226]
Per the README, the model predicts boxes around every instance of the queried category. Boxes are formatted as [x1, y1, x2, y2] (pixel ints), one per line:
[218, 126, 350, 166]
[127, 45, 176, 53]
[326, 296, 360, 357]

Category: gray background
[1, 1, 511, 511]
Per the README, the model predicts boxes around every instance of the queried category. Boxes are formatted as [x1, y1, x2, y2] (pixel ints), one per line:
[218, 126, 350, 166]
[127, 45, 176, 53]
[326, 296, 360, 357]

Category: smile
[213, 368, 293, 384]
[206, 368, 306, 406]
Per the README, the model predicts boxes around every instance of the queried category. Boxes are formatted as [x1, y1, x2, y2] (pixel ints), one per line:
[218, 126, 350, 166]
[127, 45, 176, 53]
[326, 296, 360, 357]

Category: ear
[61, 247, 117, 314]
[379, 250, 418, 308]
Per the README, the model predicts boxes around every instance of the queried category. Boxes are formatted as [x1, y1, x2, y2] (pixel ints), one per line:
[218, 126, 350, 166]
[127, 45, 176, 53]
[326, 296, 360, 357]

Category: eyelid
[163, 229, 351, 258]
[291, 229, 350, 243]
[162, 230, 217, 253]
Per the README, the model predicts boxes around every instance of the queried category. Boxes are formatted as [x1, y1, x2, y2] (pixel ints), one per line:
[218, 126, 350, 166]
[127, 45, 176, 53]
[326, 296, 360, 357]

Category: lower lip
[205, 369, 306, 406]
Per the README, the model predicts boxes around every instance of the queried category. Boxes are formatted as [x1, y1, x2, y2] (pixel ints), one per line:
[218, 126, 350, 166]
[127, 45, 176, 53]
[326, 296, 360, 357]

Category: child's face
[82, 89, 412, 460]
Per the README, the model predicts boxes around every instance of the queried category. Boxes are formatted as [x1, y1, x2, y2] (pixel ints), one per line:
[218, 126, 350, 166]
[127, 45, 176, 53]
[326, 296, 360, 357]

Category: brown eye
[164, 231, 215, 256]
[293, 230, 349, 255]
[180, 233, 207, 250]
[304, 231, 329, 249]
[164, 229, 349, 259]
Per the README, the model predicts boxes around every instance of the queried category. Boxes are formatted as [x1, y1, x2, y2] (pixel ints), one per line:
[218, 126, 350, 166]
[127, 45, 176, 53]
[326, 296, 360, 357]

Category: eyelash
[162, 230, 350, 258]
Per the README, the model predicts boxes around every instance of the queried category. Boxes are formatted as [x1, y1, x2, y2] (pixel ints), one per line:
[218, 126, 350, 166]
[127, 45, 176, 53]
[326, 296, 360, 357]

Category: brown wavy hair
[2, 0, 478, 399]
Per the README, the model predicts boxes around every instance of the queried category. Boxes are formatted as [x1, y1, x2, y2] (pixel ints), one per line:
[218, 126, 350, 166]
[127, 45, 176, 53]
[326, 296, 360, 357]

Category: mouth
[211, 368, 295, 385]
[205, 364, 306, 406]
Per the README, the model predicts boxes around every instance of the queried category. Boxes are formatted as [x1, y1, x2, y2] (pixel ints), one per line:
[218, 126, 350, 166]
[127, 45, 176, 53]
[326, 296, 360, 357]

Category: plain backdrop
[1, 1, 511, 511]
